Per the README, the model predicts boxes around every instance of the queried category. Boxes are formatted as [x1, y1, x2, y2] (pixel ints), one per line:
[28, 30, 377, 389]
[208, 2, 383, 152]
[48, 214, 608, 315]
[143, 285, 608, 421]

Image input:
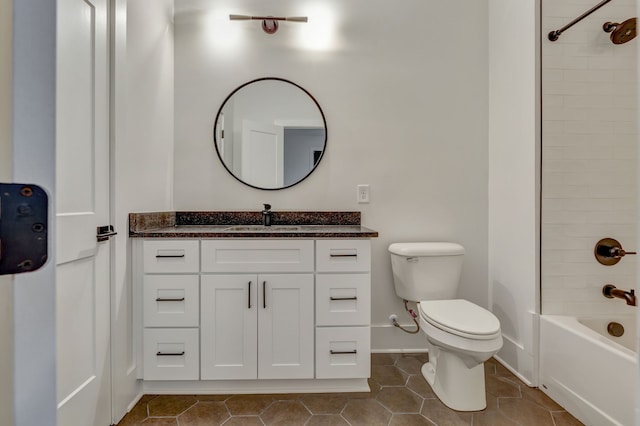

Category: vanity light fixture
[229, 14, 308, 34]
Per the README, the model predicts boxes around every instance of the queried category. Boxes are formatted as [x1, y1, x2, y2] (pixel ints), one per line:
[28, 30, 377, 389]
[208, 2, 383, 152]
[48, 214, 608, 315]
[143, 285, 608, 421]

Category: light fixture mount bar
[229, 14, 308, 34]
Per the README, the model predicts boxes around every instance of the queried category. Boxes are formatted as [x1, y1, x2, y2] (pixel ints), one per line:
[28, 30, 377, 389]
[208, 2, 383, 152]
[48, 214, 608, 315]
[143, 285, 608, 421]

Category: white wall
[111, 0, 175, 422]
[0, 0, 14, 423]
[488, 1, 540, 385]
[541, 0, 637, 317]
[12, 0, 57, 424]
[173, 0, 489, 350]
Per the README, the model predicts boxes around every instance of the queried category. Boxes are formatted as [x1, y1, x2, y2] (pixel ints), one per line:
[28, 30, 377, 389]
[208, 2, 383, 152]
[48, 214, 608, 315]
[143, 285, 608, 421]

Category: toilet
[388, 242, 503, 411]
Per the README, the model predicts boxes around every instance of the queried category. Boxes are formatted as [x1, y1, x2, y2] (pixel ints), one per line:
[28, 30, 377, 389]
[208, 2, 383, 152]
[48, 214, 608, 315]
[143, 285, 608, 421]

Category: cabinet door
[201, 274, 258, 380]
[258, 274, 314, 379]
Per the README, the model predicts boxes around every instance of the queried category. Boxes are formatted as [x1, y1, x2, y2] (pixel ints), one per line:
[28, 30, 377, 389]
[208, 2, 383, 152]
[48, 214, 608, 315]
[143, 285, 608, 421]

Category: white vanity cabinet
[315, 240, 371, 379]
[140, 240, 200, 381]
[200, 239, 315, 380]
[200, 273, 314, 380]
[135, 237, 372, 391]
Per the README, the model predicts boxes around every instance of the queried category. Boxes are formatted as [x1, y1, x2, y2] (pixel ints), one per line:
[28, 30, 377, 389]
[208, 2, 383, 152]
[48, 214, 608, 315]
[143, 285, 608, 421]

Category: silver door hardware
[0, 183, 48, 275]
[96, 225, 117, 242]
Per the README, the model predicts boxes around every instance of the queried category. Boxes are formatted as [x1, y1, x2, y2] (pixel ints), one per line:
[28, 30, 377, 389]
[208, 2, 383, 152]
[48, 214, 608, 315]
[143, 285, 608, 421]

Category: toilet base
[421, 347, 486, 411]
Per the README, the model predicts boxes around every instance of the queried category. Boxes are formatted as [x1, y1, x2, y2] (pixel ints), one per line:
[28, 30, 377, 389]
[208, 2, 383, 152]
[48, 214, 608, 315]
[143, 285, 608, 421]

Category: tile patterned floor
[117, 353, 584, 426]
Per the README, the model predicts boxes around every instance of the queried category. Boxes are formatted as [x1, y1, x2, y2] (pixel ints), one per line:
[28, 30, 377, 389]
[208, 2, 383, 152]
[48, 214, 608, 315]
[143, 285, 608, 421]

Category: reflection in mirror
[213, 78, 327, 190]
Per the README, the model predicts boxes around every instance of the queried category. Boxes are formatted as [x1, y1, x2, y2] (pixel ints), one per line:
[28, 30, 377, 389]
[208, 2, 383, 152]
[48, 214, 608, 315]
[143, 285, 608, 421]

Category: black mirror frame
[213, 77, 328, 191]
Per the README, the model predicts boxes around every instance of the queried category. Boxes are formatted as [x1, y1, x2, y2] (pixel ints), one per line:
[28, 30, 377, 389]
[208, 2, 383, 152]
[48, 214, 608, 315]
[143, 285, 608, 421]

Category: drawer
[316, 274, 370, 326]
[143, 328, 199, 380]
[316, 240, 371, 273]
[201, 240, 314, 273]
[143, 275, 199, 327]
[316, 327, 371, 379]
[143, 240, 199, 273]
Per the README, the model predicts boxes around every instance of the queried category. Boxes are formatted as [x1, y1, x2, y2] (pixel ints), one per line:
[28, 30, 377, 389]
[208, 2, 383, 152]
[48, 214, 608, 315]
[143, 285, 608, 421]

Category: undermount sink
[224, 225, 301, 232]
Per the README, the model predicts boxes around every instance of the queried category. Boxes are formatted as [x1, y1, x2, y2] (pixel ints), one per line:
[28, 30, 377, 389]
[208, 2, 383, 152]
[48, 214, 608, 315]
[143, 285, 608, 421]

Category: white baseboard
[142, 379, 370, 394]
[126, 392, 144, 412]
[495, 333, 536, 386]
[371, 324, 428, 353]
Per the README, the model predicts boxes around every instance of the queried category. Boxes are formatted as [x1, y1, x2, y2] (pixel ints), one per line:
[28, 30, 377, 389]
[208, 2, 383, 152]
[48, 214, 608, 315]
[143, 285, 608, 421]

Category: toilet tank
[388, 242, 465, 302]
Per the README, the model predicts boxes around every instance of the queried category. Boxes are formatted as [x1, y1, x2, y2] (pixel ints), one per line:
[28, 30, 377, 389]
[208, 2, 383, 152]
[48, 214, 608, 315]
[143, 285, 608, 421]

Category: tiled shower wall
[541, 0, 637, 315]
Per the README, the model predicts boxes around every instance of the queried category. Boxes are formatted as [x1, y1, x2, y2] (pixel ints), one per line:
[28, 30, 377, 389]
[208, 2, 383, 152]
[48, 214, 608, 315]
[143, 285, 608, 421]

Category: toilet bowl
[388, 242, 503, 411]
[418, 299, 502, 411]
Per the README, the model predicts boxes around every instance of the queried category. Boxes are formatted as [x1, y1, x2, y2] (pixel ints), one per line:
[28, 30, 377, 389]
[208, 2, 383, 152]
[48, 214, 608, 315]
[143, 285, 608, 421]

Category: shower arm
[548, 0, 612, 41]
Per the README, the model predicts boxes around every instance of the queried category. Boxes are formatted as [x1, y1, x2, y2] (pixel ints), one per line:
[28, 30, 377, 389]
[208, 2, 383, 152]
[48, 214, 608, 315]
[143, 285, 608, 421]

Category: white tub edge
[540, 315, 636, 426]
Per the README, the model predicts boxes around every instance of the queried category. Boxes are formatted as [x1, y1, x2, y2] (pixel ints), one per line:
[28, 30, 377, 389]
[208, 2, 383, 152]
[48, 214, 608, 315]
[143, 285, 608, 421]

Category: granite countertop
[129, 211, 378, 239]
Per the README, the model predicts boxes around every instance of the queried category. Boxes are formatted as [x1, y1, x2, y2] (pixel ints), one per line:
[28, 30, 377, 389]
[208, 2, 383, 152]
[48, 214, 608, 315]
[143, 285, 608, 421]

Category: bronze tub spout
[602, 284, 636, 306]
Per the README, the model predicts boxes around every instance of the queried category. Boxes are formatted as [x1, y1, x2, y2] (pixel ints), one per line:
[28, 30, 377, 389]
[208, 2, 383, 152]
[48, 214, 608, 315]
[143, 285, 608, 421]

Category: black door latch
[0, 183, 48, 275]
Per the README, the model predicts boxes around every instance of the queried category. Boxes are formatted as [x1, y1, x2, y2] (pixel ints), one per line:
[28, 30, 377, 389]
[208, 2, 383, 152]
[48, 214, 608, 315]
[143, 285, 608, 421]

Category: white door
[201, 274, 258, 380]
[258, 274, 314, 379]
[241, 120, 284, 188]
[56, 0, 111, 425]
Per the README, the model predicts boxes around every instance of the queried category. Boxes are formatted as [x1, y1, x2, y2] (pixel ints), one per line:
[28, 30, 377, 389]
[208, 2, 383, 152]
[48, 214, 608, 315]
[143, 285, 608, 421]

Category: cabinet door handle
[155, 254, 185, 258]
[330, 254, 357, 258]
[263, 281, 267, 309]
[156, 351, 185, 356]
[330, 350, 357, 355]
[248, 281, 252, 309]
[155, 297, 185, 302]
[330, 296, 357, 301]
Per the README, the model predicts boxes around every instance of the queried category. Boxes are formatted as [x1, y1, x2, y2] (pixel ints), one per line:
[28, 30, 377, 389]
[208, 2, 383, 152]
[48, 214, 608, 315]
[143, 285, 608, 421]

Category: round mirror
[213, 78, 327, 190]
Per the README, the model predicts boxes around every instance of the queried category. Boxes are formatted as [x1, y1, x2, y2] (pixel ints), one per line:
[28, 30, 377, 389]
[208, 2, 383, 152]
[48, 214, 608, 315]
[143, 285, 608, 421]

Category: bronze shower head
[603, 17, 637, 44]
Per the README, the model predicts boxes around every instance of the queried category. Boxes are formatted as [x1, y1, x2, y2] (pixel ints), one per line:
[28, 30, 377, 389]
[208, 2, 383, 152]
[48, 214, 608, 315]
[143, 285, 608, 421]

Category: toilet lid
[419, 299, 500, 338]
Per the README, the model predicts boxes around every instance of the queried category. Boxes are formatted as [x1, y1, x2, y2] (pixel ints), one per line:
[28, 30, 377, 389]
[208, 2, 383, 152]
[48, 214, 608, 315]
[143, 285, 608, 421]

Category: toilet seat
[419, 299, 500, 340]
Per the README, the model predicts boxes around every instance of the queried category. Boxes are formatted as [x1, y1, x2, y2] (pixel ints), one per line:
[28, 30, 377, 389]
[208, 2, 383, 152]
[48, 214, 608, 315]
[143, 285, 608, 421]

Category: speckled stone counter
[129, 211, 378, 239]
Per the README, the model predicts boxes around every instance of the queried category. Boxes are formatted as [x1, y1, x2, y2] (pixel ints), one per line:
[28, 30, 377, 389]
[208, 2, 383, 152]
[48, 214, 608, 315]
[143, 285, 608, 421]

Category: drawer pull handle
[155, 297, 185, 302]
[330, 296, 357, 301]
[156, 351, 185, 356]
[330, 254, 357, 258]
[263, 281, 267, 309]
[330, 350, 357, 355]
[155, 254, 185, 258]
[248, 281, 252, 309]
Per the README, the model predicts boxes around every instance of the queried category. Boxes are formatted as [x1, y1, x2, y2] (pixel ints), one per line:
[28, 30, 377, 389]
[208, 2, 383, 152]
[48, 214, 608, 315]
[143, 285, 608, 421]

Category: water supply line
[392, 300, 421, 334]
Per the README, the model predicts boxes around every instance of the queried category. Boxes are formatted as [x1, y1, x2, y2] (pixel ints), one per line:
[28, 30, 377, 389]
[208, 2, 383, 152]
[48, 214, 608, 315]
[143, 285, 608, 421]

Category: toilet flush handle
[406, 257, 419, 263]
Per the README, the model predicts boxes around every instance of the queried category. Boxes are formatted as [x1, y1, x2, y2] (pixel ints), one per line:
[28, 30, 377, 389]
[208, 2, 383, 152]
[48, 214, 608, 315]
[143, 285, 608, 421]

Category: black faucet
[262, 204, 272, 227]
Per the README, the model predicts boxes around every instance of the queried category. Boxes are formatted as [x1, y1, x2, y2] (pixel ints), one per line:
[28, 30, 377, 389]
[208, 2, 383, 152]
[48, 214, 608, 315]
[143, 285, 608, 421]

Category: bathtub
[540, 315, 637, 426]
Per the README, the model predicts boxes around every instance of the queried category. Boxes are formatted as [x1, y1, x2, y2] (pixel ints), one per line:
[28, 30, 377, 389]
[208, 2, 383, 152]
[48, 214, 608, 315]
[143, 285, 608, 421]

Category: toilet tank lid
[388, 242, 465, 256]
